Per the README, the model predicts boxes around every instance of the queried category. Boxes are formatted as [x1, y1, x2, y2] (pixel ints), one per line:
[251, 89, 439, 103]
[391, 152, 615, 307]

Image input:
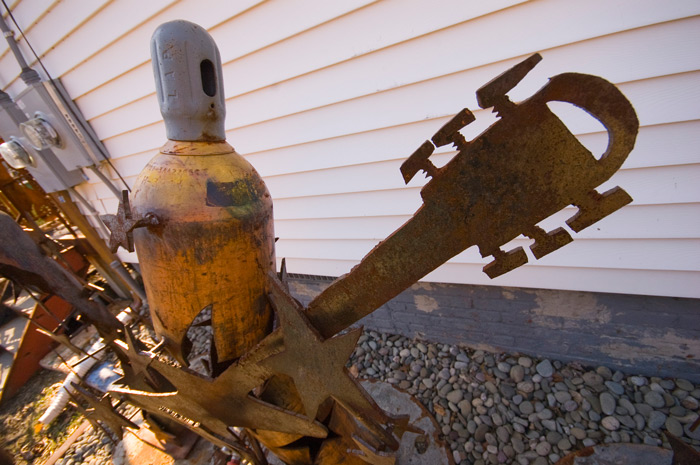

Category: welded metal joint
[101, 190, 159, 253]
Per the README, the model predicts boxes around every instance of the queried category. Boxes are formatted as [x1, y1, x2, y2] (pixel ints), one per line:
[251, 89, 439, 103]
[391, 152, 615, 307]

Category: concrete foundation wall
[288, 275, 700, 383]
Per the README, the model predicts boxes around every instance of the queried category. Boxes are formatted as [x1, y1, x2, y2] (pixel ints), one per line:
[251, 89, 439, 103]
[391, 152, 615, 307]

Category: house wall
[0, 0, 698, 298]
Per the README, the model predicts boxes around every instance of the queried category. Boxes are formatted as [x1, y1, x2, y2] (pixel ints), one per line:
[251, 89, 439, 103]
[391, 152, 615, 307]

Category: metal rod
[87, 165, 123, 198]
[109, 260, 146, 301]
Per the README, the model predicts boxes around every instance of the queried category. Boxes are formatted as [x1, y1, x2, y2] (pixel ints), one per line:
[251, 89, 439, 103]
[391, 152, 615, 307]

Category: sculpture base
[113, 381, 452, 465]
[360, 380, 454, 465]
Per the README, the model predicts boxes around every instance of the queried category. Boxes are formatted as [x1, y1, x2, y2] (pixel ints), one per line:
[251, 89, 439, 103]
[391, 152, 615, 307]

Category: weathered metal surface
[0, 295, 72, 402]
[101, 189, 159, 254]
[0, 211, 122, 339]
[124, 140, 276, 366]
[305, 53, 638, 339]
[111, 332, 328, 439]
[261, 273, 404, 450]
[69, 383, 137, 439]
[666, 432, 700, 465]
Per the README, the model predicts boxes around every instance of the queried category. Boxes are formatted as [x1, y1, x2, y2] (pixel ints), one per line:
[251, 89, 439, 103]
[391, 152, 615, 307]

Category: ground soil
[0, 369, 82, 465]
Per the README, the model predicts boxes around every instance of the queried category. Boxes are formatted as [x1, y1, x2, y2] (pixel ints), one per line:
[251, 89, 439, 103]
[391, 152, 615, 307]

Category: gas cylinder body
[131, 140, 275, 365]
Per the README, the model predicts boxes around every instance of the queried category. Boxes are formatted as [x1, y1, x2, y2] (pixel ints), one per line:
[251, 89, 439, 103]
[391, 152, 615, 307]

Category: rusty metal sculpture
[101, 20, 638, 465]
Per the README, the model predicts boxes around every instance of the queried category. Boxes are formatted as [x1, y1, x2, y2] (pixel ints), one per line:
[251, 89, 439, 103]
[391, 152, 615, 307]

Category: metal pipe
[109, 260, 146, 301]
[87, 165, 123, 198]
[0, 12, 40, 84]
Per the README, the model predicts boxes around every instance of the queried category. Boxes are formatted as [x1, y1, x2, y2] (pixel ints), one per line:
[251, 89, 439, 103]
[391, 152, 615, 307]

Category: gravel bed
[348, 330, 700, 464]
[53, 328, 699, 465]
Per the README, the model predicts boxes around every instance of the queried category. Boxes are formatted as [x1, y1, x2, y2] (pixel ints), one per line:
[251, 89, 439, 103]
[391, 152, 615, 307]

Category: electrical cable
[1, 0, 132, 192]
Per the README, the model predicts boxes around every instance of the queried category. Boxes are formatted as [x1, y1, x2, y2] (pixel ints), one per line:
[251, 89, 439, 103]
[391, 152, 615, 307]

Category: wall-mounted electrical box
[0, 92, 84, 192]
[15, 79, 109, 171]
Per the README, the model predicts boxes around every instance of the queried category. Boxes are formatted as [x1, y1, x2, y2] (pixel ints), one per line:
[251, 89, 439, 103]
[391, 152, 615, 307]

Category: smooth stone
[647, 411, 667, 430]
[510, 365, 525, 383]
[512, 436, 525, 454]
[571, 427, 586, 440]
[564, 400, 579, 412]
[676, 379, 694, 392]
[541, 419, 557, 431]
[665, 417, 683, 437]
[600, 392, 616, 415]
[635, 403, 653, 418]
[446, 390, 464, 404]
[644, 391, 665, 408]
[619, 398, 636, 416]
[496, 426, 510, 443]
[546, 431, 562, 444]
[475, 424, 490, 442]
[536, 360, 554, 377]
[535, 442, 551, 456]
[660, 379, 675, 390]
[519, 401, 534, 415]
[670, 405, 687, 417]
[605, 381, 625, 396]
[497, 362, 511, 373]
[500, 384, 516, 398]
[518, 357, 532, 368]
[681, 396, 699, 410]
[618, 415, 636, 429]
[629, 376, 647, 387]
[458, 399, 472, 417]
[596, 366, 613, 380]
[422, 378, 434, 389]
[557, 438, 572, 451]
[583, 371, 604, 386]
[517, 382, 534, 394]
[601, 416, 620, 431]
[554, 391, 572, 403]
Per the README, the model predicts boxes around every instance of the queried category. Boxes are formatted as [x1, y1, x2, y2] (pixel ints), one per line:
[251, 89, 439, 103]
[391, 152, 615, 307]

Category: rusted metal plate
[0, 295, 72, 402]
[305, 53, 638, 339]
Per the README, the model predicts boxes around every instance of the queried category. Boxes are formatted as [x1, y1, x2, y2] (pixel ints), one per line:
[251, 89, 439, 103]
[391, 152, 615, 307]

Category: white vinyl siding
[1, 0, 698, 298]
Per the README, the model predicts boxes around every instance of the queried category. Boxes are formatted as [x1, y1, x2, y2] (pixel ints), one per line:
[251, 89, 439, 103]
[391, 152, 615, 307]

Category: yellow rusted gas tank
[131, 20, 274, 367]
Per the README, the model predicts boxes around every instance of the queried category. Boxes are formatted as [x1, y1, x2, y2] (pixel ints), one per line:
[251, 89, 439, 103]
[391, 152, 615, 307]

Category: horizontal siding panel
[74, 9, 700, 129]
[222, 0, 700, 100]
[264, 160, 699, 207]
[0, 0, 58, 59]
[274, 204, 700, 240]
[588, 121, 700, 170]
[226, 15, 700, 131]
[0, 0, 110, 94]
[269, 171, 694, 221]
[243, 120, 697, 179]
[229, 72, 700, 154]
[59, 0, 266, 99]
[280, 258, 700, 299]
[73, 0, 377, 121]
[39, 0, 177, 78]
[275, 238, 700, 272]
